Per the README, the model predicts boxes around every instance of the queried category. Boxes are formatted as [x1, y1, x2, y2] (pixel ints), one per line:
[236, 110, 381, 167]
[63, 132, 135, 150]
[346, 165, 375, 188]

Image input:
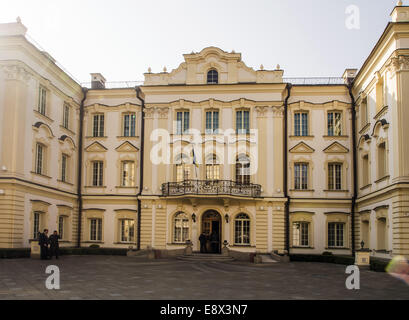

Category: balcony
[161, 180, 262, 198]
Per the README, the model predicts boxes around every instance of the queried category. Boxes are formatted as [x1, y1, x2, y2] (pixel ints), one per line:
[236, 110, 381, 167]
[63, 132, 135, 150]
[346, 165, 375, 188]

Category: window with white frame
[121, 161, 135, 187]
[205, 154, 220, 180]
[235, 154, 250, 185]
[175, 154, 190, 182]
[328, 222, 345, 247]
[292, 222, 309, 247]
[61, 154, 68, 182]
[63, 104, 70, 129]
[328, 163, 342, 190]
[294, 112, 308, 136]
[176, 111, 189, 135]
[205, 110, 219, 134]
[327, 111, 342, 136]
[38, 86, 47, 115]
[93, 114, 104, 137]
[236, 110, 250, 134]
[33, 212, 41, 239]
[92, 161, 103, 186]
[234, 213, 250, 245]
[294, 163, 308, 190]
[120, 219, 135, 242]
[90, 218, 102, 241]
[35, 143, 45, 175]
[173, 212, 189, 243]
[123, 113, 136, 137]
[207, 69, 218, 84]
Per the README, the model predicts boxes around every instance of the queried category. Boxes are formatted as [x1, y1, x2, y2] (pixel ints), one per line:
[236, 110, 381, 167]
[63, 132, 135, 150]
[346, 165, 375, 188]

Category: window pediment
[289, 142, 315, 154]
[85, 141, 107, 152]
[323, 142, 349, 154]
[115, 141, 139, 152]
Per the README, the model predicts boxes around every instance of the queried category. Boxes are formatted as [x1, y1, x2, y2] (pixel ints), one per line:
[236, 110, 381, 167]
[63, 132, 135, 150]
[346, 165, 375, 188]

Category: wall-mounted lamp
[192, 213, 196, 223]
[225, 214, 229, 223]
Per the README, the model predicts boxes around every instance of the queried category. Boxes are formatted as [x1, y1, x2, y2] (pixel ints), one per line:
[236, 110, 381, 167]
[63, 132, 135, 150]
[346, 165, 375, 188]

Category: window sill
[115, 186, 138, 189]
[324, 189, 349, 193]
[322, 135, 349, 139]
[117, 136, 139, 139]
[57, 179, 74, 186]
[84, 186, 106, 188]
[289, 135, 314, 139]
[33, 110, 54, 123]
[82, 241, 104, 244]
[290, 189, 315, 192]
[375, 175, 389, 184]
[291, 246, 314, 249]
[60, 125, 76, 136]
[113, 242, 136, 245]
[30, 171, 52, 179]
[325, 247, 349, 250]
[167, 242, 188, 246]
[230, 244, 254, 248]
[85, 136, 108, 139]
[360, 184, 372, 191]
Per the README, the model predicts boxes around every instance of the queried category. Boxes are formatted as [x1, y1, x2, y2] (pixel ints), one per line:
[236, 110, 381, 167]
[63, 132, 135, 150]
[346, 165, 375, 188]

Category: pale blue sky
[0, 0, 400, 83]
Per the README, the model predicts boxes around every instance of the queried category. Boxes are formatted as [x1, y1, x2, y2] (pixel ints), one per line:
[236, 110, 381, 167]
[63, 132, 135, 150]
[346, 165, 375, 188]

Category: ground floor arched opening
[200, 210, 222, 254]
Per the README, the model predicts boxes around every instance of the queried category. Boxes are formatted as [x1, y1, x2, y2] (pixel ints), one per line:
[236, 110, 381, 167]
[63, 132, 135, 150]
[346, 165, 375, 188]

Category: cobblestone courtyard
[0, 256, 408, 300]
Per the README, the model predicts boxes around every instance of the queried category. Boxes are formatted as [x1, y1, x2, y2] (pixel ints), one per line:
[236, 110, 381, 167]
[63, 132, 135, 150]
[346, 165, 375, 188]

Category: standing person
[49, 230, 60, 259]
[199, 232, 207, 253]
[39, 229, 49, 260]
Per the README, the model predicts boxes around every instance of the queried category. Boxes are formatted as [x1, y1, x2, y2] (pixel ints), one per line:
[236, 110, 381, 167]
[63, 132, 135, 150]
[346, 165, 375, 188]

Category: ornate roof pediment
[115, 141, 139, 152]
[143, 46, 283, 86]
[323, 142, 349, 154]
[85, 141, 107, 152]
[289, 142, 315, 154]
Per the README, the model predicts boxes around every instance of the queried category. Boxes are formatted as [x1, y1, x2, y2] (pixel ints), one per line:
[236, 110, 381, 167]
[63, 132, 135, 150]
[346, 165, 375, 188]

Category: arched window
[234, 213, 250, 245]
[236, 154, 250, 184]
[207, 69, 218, 84]
[173, 212, 189, 243]
[175, 154, 190, 182]
[205, 154, 220, 180]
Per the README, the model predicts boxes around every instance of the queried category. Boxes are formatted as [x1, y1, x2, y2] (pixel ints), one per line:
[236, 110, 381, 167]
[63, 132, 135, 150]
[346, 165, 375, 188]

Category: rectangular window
[234, 218, 250, 245]
[90, 218, 102, 241]
[35, 143, 44, 175]
[33, 212, 40, 239]
[38, 86, 47, 115]
[328, 222, 344, 247]
[205, 111, 219, 134]
[121, 161, 135, 186]
[120, 219, 135, 242]
[61, 154, 68, 182]
[93, 114, 104, 137]
[58, 216, 65, 240]
[360, 98, 368, 128]
[294, 163, 308, 190]
[236, 110, 250, 134]
[176, 111, 190, 134]
[327, 112, 342, 136]
[328, 163, 342, 190]
[63, 104, 70, 129]
[294, 112, 308, 136]
[292, 222, 309, 247]
[123, 113, 136, 137]
[378, 142, 387, 179]
[92, 161, 103, 186]
[362, 154, 369, 186]
[176, 164, 190, 182]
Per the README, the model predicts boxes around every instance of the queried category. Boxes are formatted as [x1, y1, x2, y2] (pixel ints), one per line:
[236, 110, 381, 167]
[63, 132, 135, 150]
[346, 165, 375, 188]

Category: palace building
[0, 3, 409, 260]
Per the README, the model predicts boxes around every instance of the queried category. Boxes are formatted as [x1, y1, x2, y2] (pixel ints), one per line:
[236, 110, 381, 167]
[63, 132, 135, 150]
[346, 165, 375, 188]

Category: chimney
[343, 69, 358, 85]
[90, 73, 106, 89]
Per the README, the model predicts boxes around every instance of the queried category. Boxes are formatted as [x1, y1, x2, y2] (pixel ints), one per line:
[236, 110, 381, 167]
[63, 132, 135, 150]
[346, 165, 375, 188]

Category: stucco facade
[0, 4, 408, 260]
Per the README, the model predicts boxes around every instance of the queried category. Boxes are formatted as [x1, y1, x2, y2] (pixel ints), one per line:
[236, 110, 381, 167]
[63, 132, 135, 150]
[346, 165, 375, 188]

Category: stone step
[177, 254, 235, 262]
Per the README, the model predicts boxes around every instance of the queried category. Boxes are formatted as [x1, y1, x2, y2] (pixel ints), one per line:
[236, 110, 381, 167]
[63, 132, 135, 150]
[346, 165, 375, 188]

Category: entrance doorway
[201, 210, 221, 254]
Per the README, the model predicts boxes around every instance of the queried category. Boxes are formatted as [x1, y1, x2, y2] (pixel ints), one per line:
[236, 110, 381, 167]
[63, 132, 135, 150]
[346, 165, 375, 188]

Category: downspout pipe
[284, 83, 292, 255]
[76, 87, 87, 248]
[348, 82, 357, 256]
[135, 87, 145, 251]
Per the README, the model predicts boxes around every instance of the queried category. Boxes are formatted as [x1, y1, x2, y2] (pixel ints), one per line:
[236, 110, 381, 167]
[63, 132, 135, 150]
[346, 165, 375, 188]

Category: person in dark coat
[39, 229, 49, 260]
[49, 230, 60, 259]
[199, 232, 207, 253]
[210, 231, 219, 253]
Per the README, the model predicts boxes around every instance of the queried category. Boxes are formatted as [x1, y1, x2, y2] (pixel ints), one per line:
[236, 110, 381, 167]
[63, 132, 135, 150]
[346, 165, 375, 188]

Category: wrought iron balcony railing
[161, 179, 262, 198]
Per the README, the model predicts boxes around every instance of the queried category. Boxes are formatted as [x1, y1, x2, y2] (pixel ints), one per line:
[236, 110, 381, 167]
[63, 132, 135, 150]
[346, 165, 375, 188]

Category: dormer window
[207, 69, 218, 84]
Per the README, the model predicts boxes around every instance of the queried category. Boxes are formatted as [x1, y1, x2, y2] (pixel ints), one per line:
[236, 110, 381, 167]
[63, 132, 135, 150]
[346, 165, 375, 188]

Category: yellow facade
[0, 4, 408, 259]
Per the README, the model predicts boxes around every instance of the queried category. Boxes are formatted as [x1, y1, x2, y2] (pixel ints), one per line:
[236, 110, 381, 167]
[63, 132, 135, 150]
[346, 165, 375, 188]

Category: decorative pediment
[144, 46, 283, 85]
[85, 141, 107, 152]
[289, 142, 315, 154]
[323, 142, 349, 154]
[115, 141, 139, 152]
